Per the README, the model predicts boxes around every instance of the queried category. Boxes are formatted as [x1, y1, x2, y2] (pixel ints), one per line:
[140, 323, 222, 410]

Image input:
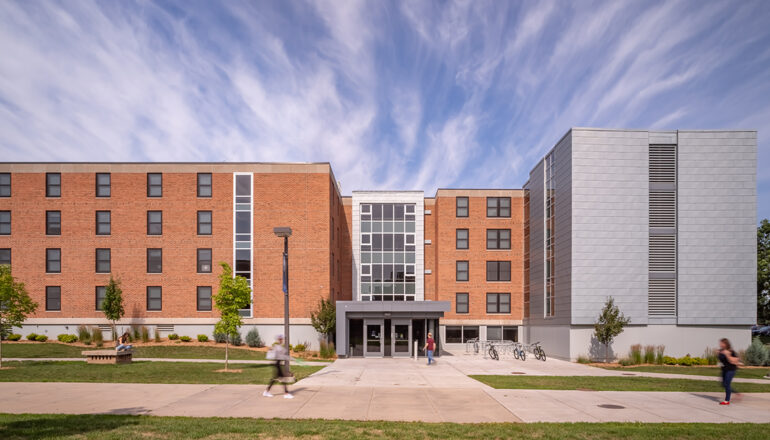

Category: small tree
[310, 298, 336, 342]
[0, 265, 38, 368]
[594, 296, 630, 363]
[101, 275, 124, 341]
[213, 262, 251, 370]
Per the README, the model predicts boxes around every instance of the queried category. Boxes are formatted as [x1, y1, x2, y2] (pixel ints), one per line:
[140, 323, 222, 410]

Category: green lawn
[470, 375, 770, 392]
[601, 365, 770, 380]
[1, 414, 769, 440]
[0, 361, 322, 384]
[0, 343, 268, 360]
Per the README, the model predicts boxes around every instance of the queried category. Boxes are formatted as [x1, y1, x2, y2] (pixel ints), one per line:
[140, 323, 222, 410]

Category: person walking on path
[263, 335, 294, 399]
[423, 332, 436, 365]
[718, 338, 742, 405]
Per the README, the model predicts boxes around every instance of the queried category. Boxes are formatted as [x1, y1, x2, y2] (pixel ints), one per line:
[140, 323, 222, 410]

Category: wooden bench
[82, 350, 133, 364]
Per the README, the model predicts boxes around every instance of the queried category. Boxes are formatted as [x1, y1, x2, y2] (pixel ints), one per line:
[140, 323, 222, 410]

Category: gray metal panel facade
[527, 160, 545, 323]
[570, 129, 650, 325]
[676, 131, 757, 325]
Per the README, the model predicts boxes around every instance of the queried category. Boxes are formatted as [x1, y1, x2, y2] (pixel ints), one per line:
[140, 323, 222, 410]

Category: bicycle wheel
[519, 349, 526, 361]
[538, 348, 547, 361]
[513, 347, 520, 360]
[534, 348, 541, 361]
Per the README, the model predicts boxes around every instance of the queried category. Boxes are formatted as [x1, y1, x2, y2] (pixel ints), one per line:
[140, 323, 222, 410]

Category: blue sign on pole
[282, 253, 288, 294]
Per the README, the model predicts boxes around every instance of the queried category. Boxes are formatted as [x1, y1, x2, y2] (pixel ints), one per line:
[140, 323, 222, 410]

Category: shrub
[629, 344, 642, 365]
[57, 334, 77, 343]
[576, 354, 591, 364]
[704, 347, 719, 366]
[154, 328, 161, 343]
[179, 336, 191, 342]
[35, 334, 48, 342]
[141, 326, 150, 343]
[91, 327, 104, 347]
[319, 340, 336, 359]
[293, 343, 307, 353]
[27, 333, 38, 341]
[168, 333, 179, 340]
[197, 334, 209, 342]
[618, 357, 634, 366]
[245, 328, 262, 348]
[643, 345, 655, 364]
[744, 337, 770, 366]
[132, 326, 141, 342]
[655, 345, 666, 365]
[229, 332, 242, 347]
[77, 325, 91, 345]
[662, 356, 677, 365]
[7, 333, 22, 341]
[214, 332, 227, 343]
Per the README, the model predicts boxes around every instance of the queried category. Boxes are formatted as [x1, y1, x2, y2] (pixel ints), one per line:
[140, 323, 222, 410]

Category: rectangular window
[197, 286, 212, 311]
[456, 293, 469, 314]
[456, 260, 469, 281]
[46, 248, 61, 273]
[147, 173, 162, 197]
[95, 173, 110, 197]
[96, 211, 111, 235]
[197, 248, 212, 273]
[486, 197, 511, 217]
[0, 211, 10, 235]
[456, 196, 469, 217]
[147, 248, 162, 273]
[46, 173, 61, 197]
[46, 211, 61, 235]
[146, 286, 162, 311]
[0, 248, 10, 266]
[445, 326, 462, 343]
[95, 286, 106, 310]
[456, 229, 469, 249]
[503, 326, 518, 342]
[197, 211, 212, 235]
[46, 286, 61, 311]
[197, 173, 212, 197]
[0, 173, 10, 197]
[463, 326, 479, 342]
[486, 261, 511, 281]
[487, 326, 503, 341]
[95, 248, 110, 273]
[147, 211, 162, 235]
[486, 293, 511, 314]
[487, 229, 511, 249]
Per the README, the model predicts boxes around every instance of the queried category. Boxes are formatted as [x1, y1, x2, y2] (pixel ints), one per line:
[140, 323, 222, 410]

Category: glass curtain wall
[234, 173, 253, 317]
[544, 153, 555, 317]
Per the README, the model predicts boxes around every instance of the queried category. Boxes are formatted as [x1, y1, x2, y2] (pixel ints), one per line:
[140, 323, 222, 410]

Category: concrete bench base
[81, 350, 133, 364]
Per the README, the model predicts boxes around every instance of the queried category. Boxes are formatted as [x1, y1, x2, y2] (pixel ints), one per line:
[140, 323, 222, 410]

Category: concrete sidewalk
[1, 382, 769, 423]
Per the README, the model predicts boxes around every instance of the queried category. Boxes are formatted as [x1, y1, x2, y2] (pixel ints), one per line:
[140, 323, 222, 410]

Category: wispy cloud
[0, 0, 769, 219]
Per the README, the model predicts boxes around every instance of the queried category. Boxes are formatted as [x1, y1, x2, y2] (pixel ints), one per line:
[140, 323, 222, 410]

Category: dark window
[487, 229, 511, 249]
[198, 211, 212, 235]
[147, 173, 162, 197]
[456, 260, 469, 281]
[0, 211, 10, 235]
[197, 173, 212, 197]
[445, 326, 462, 343]
[197, 286, 212, 311]
[96, 173, 110, 197]
[146, 286, 162, 311]
[95, 248, 110, 273]
[487, 197, 511, 217]
[96, 211, 111, 235]
[46, 173, 61, 197]
[197, 248, 212, 273]
[486, 261, 511, 281]
[147, 248, 162, 273]
[456, 197, 469, 217]
[46, 211, 61, 235]
[0, 248, 10, 266]
[95, 286, 106, 310]
[456, 229, 469, 249]
[0, 173, 10, 197]
[456, 293, 469, 314]
[46, 248, 61, 273]
[503, 326, 518, 342]
[46, 286, 61, 311]
[486, 293, 511, 314]
[147, 211, 162, 235]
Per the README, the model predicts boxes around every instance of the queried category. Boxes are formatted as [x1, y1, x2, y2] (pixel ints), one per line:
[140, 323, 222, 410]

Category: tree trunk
[225, 340, 229, 371]
[605, 343, 609, 363]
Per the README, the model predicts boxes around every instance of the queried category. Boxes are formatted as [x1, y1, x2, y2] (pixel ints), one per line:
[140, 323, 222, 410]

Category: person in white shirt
[263, 335, 293, 399]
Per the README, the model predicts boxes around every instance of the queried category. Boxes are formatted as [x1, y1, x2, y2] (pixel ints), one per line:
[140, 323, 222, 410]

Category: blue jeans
[116, 344, 132, 351]
[427, 350, 434, 365]
[722, 369, 736, 401]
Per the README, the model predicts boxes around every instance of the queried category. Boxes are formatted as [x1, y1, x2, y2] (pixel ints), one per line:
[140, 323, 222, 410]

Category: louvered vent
[649, 279, 676, 316]
[649, 192, 676, 228]
[156, 324, 174, 333]
[649, 145, 676, 183]
[649, 235, 676, 272]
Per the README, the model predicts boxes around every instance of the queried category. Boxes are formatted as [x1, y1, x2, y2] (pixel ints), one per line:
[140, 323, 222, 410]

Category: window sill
[45, 272, 61, 275]
[197, 310, 213, 313]
[196, 272, 213, 275]
[146, 273, 163, 275]
[44, 310, 61, 313]
[486, 280, 512, 283]
[146, 310, 163, 312]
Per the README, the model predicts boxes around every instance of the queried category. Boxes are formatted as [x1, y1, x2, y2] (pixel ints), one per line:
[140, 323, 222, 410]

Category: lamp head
[273, 227, 292, 238]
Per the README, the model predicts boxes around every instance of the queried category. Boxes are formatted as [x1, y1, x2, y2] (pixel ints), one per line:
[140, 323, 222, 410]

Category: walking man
[264, 335, 294, 399]
[423, 332, 436, 365]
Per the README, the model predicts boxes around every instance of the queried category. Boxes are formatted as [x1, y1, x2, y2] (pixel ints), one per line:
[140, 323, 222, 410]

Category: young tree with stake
[594, 296, 630, 363]
[213, 262, 251, 371]
[0, 265, 38, 368]
[101, 275, 124, 342]
[310, 298, 336, 342]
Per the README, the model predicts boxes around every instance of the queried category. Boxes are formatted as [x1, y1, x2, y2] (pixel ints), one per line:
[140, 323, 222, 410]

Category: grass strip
[471, 375, 770, 392]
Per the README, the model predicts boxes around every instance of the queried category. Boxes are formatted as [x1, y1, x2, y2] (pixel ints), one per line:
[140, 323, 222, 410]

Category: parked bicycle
[487, 343, 499, 360]
[530, 341, 546, 361]
[513, 342, 526, 361]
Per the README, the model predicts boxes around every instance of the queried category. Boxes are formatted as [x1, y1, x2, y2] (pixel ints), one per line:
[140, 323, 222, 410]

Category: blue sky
[1, 0, 768, 221]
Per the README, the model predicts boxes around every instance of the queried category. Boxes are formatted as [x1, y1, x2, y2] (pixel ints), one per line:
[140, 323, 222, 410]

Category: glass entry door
[364, 319, 384, 357]
[392, 319, 411, 357]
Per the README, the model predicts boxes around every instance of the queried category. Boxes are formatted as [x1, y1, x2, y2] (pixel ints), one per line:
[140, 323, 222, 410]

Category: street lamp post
[273, 227, 292, 371]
